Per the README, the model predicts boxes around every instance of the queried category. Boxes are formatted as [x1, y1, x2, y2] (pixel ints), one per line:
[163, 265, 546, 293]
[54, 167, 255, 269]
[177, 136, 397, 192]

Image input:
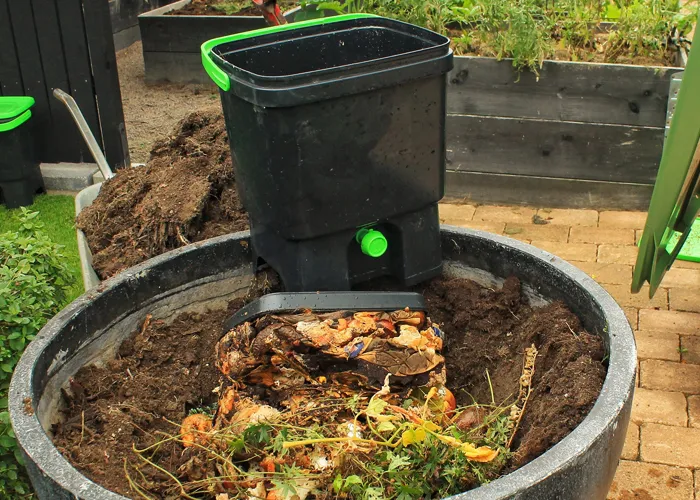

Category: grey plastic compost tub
[9, 227, 636, 500]
[74, 182, 102, 291]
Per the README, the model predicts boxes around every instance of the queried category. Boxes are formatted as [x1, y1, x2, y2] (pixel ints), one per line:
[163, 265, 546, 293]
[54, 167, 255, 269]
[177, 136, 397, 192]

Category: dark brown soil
[420, 276, 606, 467]
[77, 110, 248, 280]
[167, 0, 297, 16]
[53, 272, 280, 498]
[53, 274, 606, 498]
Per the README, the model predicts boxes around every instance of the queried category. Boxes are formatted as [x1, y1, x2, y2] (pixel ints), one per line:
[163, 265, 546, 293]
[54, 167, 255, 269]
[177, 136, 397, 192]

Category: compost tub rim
[9, 227, 636, 500]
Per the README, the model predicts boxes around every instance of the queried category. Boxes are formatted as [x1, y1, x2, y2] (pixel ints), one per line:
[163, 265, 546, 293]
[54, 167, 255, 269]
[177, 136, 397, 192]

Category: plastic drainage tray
[224, 291, 426, 332]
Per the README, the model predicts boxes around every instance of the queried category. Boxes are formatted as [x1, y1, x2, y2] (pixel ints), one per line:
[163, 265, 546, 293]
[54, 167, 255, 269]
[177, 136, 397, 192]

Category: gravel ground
[116, 41, 221, 162]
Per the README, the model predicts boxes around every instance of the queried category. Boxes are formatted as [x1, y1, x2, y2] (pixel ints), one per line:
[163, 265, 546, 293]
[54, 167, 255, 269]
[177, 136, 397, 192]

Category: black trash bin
[0, 96, 44, 209]
[202, 14, 454, 291]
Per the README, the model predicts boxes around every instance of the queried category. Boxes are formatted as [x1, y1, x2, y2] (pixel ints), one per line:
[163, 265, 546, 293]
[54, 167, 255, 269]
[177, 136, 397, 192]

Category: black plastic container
[0, 96, 44, 208]
[202, 15, 454, 291]
[10, 228, 636, 499]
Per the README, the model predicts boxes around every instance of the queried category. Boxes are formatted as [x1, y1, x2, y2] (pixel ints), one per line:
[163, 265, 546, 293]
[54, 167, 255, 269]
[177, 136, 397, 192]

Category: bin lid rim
[213, 24, 449, 83]
[0, 96, 35, 120]
[201, 14, 451, 91]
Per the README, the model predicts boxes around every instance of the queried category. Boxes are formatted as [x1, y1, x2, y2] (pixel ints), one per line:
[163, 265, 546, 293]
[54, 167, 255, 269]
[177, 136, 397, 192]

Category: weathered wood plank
[447, 57, 675, 127]
[7, 1, 51, 155]
[113, 24, 142, 51]
[139, 11, 268, 53]
[0, 0, 23, 96]
[109, 0, 176, 33]
[83, 0, 130, 169]
[57, 0, 103, 160]
[444, 171, 653, 210]
[143, 51, 214, 84]
[446, 114, 663, 184]
[33, 0, 86, 161]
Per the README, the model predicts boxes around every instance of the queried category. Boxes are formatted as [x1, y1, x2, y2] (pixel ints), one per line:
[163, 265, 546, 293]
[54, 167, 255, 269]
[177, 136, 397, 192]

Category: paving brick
[598, 245, 639, 265]
[438, 203, 476, 224]
[535, 208, 598, 226]
[457, 220, 506, 234]
[669, 288, 700, 313]
[639, 309, 700, 335]
[604, 284, 667, 309]
[673, 259, 700, 270]
[599, 210, 648, 229]
[641, 423, 700, 468]
[504, 236, 533, 245]
[640, 360, 700, 394]
[624, 307, 638, 330]
[473, 205, 537, 224]
[607, 460, 693, 500]
[503, 223, 569, 243]
[632, 387, 686, 426]
[621, 423, 639, 460]
[571, 226, 635, 245]
[530, 241, 597, 262]
[574, 262, 632, 285]
[688, 395, 700, 428]
[662, 268, 700, 288]
[635, 330, 680, 361]
[40, 163, 98, 191]
[680, 336, 700, 364]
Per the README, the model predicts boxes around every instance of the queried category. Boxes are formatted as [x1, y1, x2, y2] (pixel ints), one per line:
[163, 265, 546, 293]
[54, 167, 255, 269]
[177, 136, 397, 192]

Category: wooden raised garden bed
[110, 0, 177, 51]
[138, 1, 688, 209]
[138, 0, 299, 84]
[444, 57, 682, 209]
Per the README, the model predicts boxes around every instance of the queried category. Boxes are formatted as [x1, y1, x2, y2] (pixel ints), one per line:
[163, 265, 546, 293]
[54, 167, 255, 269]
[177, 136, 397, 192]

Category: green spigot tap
[356, 228, 388, 258]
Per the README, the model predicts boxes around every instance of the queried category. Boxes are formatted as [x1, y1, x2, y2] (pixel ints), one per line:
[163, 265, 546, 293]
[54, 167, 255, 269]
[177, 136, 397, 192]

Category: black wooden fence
[0, 0, 129, 169]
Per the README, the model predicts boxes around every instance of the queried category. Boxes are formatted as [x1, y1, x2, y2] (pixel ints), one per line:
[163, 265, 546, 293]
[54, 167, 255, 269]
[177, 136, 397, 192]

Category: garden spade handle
[53, 88, 115, 180]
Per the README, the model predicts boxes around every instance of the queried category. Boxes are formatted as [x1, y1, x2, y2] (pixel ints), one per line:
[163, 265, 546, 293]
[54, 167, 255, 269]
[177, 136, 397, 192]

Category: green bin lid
[0, 96, 35, 120]
[0, 96, 35, 132]
[632, 50, 700, 297]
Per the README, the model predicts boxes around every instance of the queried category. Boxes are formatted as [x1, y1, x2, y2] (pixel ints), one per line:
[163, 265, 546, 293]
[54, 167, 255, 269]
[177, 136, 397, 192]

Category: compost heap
[77, 111, 248, 280]
[138, 307, 536, 499]
[53, 274, 607, 499]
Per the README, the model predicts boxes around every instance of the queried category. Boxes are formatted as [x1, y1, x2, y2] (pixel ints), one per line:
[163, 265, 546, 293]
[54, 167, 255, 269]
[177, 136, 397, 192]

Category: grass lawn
[0, 194, 83, 302]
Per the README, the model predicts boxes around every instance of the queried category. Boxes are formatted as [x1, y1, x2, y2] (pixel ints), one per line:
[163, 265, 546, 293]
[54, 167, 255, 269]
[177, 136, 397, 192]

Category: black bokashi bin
[0, 96, 44, 208]
[202, 15, 454, 291]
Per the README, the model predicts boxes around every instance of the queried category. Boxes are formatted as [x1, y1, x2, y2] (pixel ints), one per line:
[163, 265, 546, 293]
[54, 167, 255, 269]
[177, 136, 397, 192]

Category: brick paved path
[439, 202, 700, 499]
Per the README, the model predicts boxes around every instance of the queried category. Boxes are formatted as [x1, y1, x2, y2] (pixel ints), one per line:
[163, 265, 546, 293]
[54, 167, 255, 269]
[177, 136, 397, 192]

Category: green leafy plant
[0, 208, 75, 497]
[298, 0, 698, 74]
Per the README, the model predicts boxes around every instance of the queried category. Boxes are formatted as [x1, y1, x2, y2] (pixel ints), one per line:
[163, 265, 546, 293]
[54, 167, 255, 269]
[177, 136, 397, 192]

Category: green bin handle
[201, 13, 379, 92]
[0, 110, 32, 133]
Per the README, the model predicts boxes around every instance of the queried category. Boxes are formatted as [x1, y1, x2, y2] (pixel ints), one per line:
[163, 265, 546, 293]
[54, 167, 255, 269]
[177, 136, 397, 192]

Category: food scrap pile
[128, 308, 530, 499]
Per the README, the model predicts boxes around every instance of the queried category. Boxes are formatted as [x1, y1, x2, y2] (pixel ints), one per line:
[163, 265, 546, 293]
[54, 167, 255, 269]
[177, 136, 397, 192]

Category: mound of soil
[420, 276, 606, 467]
[77, 111, 248, 280]
[53, 274, 606, 498]
[167, 0, 297, 16]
